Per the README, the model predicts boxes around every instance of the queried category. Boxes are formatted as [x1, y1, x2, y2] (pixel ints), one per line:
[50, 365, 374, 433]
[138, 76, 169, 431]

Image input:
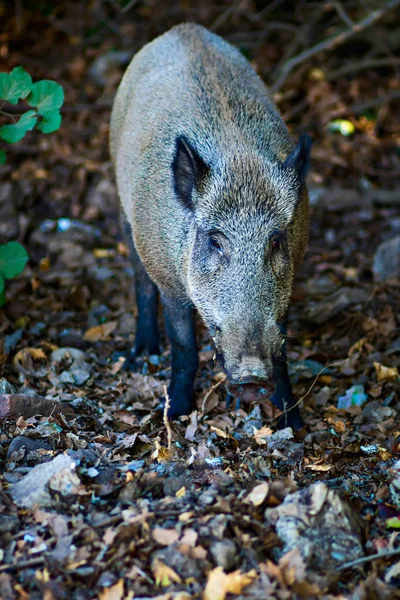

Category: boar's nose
[229, 357, 270, 383]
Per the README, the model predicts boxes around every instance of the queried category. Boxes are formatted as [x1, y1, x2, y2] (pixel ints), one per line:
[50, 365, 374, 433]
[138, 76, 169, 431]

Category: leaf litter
[0, 2, 400, 599]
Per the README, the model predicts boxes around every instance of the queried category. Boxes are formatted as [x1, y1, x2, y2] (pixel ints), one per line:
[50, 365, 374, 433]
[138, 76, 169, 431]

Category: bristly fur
[110, 23, 311, 395]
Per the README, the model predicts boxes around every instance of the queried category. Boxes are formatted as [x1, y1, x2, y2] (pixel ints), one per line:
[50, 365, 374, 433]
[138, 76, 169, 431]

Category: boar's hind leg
[162, 295, 198, 418]
[272, 325, 303, 431]
[122, 217, 160, 365]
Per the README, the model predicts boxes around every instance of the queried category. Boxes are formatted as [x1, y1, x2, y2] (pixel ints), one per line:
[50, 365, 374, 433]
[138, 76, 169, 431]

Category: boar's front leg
[122, 218, 160, 367]
[272, 323, 303, 431]
[162, 295, 198, 418]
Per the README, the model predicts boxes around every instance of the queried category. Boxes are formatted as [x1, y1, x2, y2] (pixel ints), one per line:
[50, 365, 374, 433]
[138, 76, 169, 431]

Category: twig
[200, 378, 225, 415]
[120, 0, 139, 13]
[273, 359, 348, 425]
[271, 0, 400, 92]
[337, 548, 400, 571]
[210, 0, 242, 33]
[0, 557, 45, 573]
[257, 0, 287, 20]
[331, 1, 353, 27]
[163, 385, 172, 452]
[325, 90, 400, 121]
[327, 56, 400, 80]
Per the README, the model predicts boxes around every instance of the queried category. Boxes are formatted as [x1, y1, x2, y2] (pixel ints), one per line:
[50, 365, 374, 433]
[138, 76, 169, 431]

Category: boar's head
[172, 134, 311, 402]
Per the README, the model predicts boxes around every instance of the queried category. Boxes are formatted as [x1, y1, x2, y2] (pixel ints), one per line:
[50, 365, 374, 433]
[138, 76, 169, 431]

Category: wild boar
[110, 23, 311, 429]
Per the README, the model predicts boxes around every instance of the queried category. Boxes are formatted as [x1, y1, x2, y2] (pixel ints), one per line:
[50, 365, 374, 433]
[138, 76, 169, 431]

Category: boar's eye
[269, 231, 286, 256]
[209, 232, 225, 256]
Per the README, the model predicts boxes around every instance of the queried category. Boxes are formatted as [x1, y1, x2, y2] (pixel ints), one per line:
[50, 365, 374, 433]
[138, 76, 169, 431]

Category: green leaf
[0, 149, 6, 164]
[386, 517, 400, 529]
[0, 242, 28, 279]
[0, 274, 4, 294]
[27, 80, 64, 116]
[0, 110, 37, 143]
[0, 287, 5, 307]
[37, 109, 62, 133]
[0, 66, 32, 105]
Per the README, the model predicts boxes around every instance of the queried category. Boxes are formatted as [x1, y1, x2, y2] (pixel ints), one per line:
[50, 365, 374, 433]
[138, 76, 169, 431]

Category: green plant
[0, 65, 64, 163]
[0, 241, 28, 306]
[0, 66, 64, 303]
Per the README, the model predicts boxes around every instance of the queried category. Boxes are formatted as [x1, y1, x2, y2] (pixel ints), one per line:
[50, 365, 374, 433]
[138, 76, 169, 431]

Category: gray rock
[304, 287, 369, 324]
[265, 483, 364, 575]
[10, 453, 75, 508]
[210, 539, 237, 570]
[373, 236, 400, 281]
[0, 182, 19, 242]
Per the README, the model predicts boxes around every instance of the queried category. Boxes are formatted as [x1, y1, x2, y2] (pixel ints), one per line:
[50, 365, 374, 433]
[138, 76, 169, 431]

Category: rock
[209, 539, 237, 570]
[265, 483, 364, 576]
[308, 186, 364, 212]
[7, 435, 53, 459]
[10, 453, 76, 508]
[372, 236, 400, 281]
[0, 394, 75, 420]
[153, 544, 209, 581]
[0, 513, 20, 535]
[163, 476, 192, 497]
[88, 51, 131, 87]
[84, 179, 117, 217]
[0, 182, 19, 242]
[303, 287, 369, 324]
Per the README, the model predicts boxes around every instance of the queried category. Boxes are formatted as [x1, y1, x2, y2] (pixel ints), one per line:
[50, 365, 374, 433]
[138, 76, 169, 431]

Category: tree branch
[271, 0, 400, 92]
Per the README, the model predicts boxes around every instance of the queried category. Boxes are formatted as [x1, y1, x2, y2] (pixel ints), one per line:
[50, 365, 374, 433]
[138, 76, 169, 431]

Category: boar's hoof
[156, 384, 194, 420]
[123, 350, 145, 372]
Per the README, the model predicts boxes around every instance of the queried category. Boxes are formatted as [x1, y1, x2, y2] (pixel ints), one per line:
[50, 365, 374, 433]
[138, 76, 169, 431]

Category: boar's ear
[282, 133, 312, 182]
[172, 135, 209, 210]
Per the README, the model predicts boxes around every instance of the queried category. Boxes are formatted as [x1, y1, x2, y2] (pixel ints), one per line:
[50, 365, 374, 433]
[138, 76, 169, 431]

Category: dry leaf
[245, 483, 269, 507]
[152, 559, 182, 586]
[152, 527, 180, 546]
[210, 425, 227, 438]
[254, 426, 273, 445]
[374, 362, 399, 382]
[203, 567, 256, 600]
[180, 528, 198, 547]
[176, 486, 186, 498]
[385, 559, 400, 583]
[83, 321, 117, 342]
[304, 462, 332, 472]
[13, 347, 47, 376]
[98, 579, 124, 600]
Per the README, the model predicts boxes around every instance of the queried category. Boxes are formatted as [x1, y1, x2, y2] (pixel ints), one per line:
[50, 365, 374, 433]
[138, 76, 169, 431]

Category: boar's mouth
[227, 379, 276, 404]
[210, 337, 276, 403]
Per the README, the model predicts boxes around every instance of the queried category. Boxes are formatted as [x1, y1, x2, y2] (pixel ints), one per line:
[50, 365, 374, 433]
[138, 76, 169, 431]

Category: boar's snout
[215, 321, 283, 404]
[228, 378, 276, 404]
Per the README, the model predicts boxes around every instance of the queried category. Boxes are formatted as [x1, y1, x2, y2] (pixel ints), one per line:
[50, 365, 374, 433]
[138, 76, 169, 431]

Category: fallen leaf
[152, 527, 180, 546]
[253, 426, 273, 445]
[83, 320, 117, 342]
[304, 462, 332, 472]
[152, 559, 182, 586]
[245, 483, 269, 507]
[385, 559, 400, 583]
[203, 567, 256, 600]
[98, 579, 124, 600]
[374, 362, 398, 382]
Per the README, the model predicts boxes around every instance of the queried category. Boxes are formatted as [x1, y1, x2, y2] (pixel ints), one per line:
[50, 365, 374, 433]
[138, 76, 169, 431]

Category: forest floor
[0, 2, 400, 599]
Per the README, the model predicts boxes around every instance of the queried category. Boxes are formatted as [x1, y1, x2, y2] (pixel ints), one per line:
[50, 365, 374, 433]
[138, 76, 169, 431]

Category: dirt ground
[1, 2, 400, 599]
